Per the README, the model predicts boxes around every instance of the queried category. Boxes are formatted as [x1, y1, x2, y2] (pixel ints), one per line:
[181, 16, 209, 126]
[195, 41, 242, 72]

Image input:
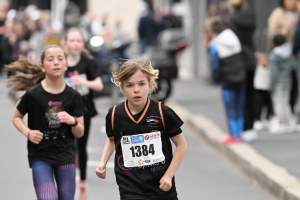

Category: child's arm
[57, 111, 84, 138]
[71, 116, 84, 138]
[71, 75, 103, 91]
[159, 133, 187, 192]
[95, 136, 115, 179]
[12, 109, 43, 144]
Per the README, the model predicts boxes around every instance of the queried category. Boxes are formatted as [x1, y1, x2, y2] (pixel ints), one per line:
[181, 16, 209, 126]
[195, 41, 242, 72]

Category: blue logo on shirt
[130, 135, 144, 144]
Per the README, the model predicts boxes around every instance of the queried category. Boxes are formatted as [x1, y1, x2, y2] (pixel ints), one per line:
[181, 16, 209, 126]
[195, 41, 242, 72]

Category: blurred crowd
[204, 0, 300, 142]
[4, 0, 300, 141]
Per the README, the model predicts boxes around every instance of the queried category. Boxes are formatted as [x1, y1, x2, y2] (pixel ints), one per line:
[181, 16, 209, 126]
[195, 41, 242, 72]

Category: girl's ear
[40, 64, 45, 72]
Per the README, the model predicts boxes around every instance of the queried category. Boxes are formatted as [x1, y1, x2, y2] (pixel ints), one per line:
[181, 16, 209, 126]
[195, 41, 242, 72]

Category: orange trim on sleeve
[158, 102, 165, 129]
[111, 105, 116, 131]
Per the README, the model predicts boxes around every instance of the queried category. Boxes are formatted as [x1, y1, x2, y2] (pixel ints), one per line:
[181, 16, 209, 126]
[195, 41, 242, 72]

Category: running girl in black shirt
[95, 59, 187, 200]
[7, 45, 85, 200]
[63, 27, 103, 199]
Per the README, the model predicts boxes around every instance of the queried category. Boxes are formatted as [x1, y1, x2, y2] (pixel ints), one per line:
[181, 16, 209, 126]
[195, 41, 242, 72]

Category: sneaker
[254, 121, 264, 131]
[241, 129, 257, 143]
[220, 136, 242, 145]
[269, 123, 286, 134]
[78, 180, 88, 200]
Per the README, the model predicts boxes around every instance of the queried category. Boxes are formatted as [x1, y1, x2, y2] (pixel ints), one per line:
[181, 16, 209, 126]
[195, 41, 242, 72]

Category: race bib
[64, 74, 89, 96]
[121, 131, 165, 167]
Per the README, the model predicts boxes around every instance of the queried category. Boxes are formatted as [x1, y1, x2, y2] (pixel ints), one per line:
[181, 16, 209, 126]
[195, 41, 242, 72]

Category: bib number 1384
[121, 132, 165, 167]
[129, 144, 155, 157]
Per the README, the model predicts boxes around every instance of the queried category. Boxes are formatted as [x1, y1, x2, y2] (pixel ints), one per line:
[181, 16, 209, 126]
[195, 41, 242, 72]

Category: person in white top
[253, 52, 274, 130]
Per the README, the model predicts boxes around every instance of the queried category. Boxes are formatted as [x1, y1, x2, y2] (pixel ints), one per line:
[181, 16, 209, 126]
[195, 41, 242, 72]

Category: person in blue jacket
[207, 17, 246, 144]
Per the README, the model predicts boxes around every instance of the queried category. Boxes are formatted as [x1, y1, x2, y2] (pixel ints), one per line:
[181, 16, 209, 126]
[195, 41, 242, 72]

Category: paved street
[0, 80, 276, 200]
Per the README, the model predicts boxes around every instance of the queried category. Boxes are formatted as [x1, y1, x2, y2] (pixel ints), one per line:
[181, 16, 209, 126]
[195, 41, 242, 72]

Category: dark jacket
[210, 29, 246, 89]
[138, 13, 158, 40]
[293, 15, 300, 56]
[227, 8, 256, 71]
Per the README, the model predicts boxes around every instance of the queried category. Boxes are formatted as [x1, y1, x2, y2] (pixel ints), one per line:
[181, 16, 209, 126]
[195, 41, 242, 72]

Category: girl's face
[283, 0, 296, 11]
[65, 30, 84, 56]
[40, 48, 67, 78]
[121, 69, 151, 108]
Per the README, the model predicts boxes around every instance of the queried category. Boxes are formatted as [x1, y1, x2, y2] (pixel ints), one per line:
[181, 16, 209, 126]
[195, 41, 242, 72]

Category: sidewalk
[167, 78, 300, 200]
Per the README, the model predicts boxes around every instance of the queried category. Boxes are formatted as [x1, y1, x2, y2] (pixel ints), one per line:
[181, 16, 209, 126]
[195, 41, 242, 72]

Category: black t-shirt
[105, 99, 183, 199]
[17, 83, 84, 168]
[65, 56, 100, 118]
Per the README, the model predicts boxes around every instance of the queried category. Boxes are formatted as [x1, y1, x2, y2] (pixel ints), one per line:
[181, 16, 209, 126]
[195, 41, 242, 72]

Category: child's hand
[28, 130, 43, 144]
[57, 111, 75, 125]
[159, 175, 172, 192]
[70, 75, 86, 86]
[95, 164, 106, 179]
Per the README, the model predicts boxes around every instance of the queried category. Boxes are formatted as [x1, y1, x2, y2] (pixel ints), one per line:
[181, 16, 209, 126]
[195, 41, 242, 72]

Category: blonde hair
[64, 27, 92, 58]
[112, 59, 159, 93]
[6, 45, 66, 101]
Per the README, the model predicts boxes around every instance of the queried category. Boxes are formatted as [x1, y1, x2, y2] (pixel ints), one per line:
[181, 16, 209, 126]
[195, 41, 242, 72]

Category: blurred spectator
[292, 0, 300, 125]
[111, 18, 129, 44]
[64, 1, 81, 30]
[268, 0, 298, 116]
[91, 13, 111, 43]
[27, 17, 44, 60]
[253, 53, 274, 131]
[226, 0, 257, 138]
[268, 0, 297, 43]
[158, 8, 182, 33]
[137, 2, 157, 54]
[203, 1, 230, 84]
[79, 12, 94, 42]
[207, 17, 246, 144]
[268, 34, 298, 134]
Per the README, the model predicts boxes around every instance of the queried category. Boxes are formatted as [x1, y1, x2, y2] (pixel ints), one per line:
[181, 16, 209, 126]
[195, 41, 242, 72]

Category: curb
[167, 101, 300, 200]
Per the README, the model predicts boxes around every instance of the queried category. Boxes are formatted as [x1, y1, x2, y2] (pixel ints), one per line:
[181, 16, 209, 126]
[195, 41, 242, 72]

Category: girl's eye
[140, 82, 145, 86]
[126, 84, 132, 88]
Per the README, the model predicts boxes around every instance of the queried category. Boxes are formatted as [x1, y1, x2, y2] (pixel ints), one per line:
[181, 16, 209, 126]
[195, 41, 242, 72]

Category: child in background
[63, 27, 103, 200]
[95, 59, 187, 199]
[7, 45, 85, 200]
[253, 52, 274, 130]
[269, 34, 298, 134]
[207, 17, 246, 144]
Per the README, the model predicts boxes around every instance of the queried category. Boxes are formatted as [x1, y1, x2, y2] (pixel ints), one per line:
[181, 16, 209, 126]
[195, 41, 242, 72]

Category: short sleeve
[161, 103, 184, 138]
[105, 107, 114, 138]
[86, 58, 100, 81]
[16, 91, 29, 115]
[71, 92, 85, 117]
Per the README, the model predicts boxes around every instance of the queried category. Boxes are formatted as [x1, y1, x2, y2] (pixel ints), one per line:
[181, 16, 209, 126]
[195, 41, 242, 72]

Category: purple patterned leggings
[32, 161, 76, 200]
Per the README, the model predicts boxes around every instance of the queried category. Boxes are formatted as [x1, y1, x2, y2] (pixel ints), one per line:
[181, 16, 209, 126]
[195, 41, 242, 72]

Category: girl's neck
[67, 54, 81, 67]
[41, 77, 66, 94]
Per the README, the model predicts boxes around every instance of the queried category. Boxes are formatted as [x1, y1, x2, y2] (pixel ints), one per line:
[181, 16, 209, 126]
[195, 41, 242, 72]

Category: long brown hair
[6, 45, 66, 101]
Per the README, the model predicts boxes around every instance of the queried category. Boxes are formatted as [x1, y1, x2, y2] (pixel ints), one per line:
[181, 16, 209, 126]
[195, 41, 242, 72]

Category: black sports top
[105, 98, 183, 199]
